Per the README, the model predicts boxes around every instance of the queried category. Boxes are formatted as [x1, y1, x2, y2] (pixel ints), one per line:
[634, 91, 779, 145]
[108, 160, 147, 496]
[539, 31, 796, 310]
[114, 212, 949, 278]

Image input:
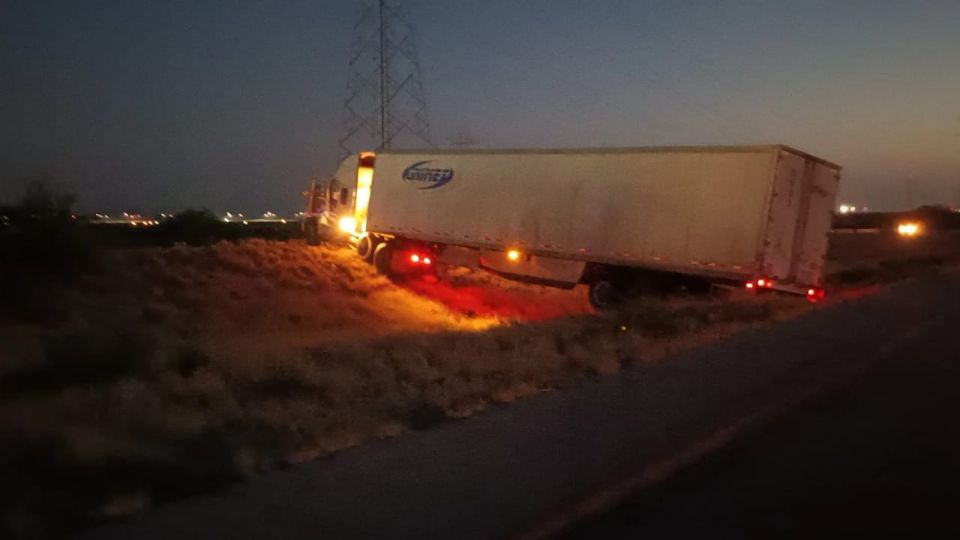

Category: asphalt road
[79, 272, 960, 540]
[563, 276, 960, 539]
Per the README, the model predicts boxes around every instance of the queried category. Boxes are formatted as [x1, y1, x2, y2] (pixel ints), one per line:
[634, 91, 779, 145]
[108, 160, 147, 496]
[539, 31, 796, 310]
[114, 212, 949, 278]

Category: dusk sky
[2, 0, 959, 213]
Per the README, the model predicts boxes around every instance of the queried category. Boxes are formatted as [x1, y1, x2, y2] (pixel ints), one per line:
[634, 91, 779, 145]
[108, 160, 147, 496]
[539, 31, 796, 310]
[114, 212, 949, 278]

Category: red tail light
[422, 257, 432, 265]
[806, 287, 825, 302]
[746, 277, 774, 290]
[410, 254, 420, 263]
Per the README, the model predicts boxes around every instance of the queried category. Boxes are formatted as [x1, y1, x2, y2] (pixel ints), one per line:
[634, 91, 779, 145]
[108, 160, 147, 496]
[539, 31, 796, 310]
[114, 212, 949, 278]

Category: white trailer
[326, 146, 841, 307]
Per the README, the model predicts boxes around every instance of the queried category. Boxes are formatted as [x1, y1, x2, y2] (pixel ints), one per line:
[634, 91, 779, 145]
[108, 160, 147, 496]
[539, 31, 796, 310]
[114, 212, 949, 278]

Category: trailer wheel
[373, 241, 396, 277]
[588, 280, 622, 310]
[356, 235, 377, 263]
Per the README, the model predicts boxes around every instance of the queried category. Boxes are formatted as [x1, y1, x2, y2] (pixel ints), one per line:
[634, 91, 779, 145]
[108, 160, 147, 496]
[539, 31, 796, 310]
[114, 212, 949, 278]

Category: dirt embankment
[0, 239, 804, 539]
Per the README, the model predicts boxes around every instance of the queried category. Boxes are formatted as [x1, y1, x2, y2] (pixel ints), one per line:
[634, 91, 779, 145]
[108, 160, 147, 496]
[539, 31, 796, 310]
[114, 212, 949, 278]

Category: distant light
[338, 216, 356, 233]
[745, 282, 755, 289]
[410, 254, 421, 263]
[756, 278, 766, 287]
[223, 217, 230, 222]
[897, 221, 921, 237]
[422, 257, 431, 265]
[507, 249, 521, 262]
[242, 220, 249, 225]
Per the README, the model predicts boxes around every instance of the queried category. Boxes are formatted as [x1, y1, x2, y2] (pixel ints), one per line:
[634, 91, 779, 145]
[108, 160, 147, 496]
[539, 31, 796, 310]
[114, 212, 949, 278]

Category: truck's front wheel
[588, 280, 622, 310]
[356, 235, 378, 263]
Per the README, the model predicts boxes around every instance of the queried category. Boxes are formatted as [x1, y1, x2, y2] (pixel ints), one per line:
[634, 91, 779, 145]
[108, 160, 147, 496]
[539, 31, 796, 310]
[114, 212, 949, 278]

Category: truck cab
[302, 153, 377, 245]
[302, 156, 364, 245]
[301, 177, 343, 244]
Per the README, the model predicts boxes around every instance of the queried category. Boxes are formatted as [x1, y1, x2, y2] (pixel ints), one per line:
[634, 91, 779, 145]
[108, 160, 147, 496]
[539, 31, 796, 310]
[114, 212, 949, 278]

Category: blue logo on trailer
[402, 161, 455, 189]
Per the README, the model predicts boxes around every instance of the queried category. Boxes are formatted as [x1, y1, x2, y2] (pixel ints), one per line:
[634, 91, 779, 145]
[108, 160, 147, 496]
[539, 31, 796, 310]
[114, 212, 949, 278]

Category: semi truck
[308, 146, 841, 308]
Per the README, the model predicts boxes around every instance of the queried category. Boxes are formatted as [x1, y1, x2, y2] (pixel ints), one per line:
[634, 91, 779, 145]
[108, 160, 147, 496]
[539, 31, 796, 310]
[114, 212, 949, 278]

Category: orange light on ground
[507, 249, 521, 262]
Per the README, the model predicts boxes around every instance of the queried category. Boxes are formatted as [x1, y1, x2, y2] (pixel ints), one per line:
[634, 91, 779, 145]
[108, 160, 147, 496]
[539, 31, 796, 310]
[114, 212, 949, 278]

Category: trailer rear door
[761, 149, 840, 286]
[794, 161, 841, 286]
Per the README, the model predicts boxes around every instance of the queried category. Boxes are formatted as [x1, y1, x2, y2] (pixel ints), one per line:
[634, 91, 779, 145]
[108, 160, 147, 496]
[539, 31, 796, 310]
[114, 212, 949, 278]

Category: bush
[153, 209, 229, 246]
[0, 181, 102, 322]
[0, 180, 99, 277]
[0, 325, 158, 395]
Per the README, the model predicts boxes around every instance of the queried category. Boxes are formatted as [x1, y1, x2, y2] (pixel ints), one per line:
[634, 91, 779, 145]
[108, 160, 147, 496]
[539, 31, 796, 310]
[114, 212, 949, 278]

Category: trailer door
[761, 151, 805, 280]
[793, 162, 841, 286]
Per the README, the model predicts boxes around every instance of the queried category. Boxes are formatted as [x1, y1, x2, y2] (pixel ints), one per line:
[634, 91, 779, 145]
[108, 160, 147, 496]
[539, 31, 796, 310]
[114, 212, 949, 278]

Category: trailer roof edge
[370, 145, 841, 170]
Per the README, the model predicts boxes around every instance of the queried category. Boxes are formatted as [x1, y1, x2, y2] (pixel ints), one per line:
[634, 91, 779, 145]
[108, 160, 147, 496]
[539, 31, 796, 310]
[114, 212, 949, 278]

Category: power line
[339, 0, 432, 156]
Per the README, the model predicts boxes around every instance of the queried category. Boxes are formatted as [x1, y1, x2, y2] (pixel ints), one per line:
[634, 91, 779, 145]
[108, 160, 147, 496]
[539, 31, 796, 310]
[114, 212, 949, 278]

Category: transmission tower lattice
[339, 0, 432, 156]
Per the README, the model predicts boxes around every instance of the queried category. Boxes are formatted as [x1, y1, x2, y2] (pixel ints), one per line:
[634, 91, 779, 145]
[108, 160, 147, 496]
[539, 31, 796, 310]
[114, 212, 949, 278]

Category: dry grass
[825, 231, 960, 286]
[0, 239, 814, 538]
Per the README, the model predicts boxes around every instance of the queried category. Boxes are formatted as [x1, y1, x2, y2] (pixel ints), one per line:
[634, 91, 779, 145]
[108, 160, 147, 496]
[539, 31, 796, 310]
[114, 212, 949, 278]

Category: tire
[356, 235, 377, 263]
[588, 280, 622, 310]
[304, 217, 320, 245]
[373, 241, 395, 277]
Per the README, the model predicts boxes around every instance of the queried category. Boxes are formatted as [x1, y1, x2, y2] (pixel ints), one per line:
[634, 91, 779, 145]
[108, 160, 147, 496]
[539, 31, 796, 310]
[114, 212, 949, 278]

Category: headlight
[338, 216, 357, 233]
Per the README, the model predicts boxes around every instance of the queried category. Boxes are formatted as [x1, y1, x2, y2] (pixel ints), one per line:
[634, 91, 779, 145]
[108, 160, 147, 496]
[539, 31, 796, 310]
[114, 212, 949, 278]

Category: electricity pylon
[338, 0, 432, 156]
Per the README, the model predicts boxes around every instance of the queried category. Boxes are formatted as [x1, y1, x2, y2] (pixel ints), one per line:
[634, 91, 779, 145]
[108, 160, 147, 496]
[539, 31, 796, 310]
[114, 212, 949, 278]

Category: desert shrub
[827, 256, 948, 286]
[0, 181, 102, 322]
[611, 298, 773, 339]
[0, 180, 99, 277]
[0, 325, 158, 394]
[706, 300, 774, 324]
[153, 209, 229, 246]
[170, 344, 210, 377]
